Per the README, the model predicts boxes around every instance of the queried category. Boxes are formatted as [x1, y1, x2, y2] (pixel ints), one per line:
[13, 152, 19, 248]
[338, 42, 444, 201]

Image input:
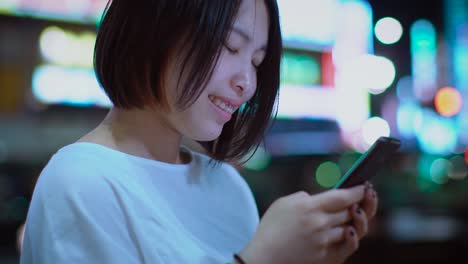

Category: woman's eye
[224, 44, 238, 54]
[252, 59, 263, 70]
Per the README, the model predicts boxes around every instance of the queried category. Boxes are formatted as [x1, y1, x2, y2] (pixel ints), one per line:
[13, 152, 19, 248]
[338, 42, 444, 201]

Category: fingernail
[365, 182, 373, 191]
[372, 190, 377, 199]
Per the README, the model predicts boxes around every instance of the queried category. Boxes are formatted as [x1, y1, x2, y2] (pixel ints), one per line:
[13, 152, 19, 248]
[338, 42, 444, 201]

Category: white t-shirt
[20, 142, 259, 264]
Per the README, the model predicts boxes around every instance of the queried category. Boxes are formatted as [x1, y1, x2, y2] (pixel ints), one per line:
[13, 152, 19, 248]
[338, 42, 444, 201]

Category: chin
[188, 125, 223, 142]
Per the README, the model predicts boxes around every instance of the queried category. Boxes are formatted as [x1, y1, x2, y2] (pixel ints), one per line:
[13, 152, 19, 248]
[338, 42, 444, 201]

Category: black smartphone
[333, 136, 401, 189]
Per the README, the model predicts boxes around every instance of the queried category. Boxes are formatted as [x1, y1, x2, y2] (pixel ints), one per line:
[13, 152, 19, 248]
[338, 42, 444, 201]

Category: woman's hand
[323, 182, 378, 263]
[239, 183, 378, 264]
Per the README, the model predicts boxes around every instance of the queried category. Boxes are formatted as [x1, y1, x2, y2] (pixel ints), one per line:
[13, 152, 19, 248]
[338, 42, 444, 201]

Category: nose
[230, 67, 255, 99]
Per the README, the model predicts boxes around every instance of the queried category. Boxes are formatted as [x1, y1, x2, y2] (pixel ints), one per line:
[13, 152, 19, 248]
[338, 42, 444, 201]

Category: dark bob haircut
[94, 0, 282, 163]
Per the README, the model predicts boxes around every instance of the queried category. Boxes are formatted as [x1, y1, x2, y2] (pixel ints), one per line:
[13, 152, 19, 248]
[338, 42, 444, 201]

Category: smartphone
[333, 136, 401, 189]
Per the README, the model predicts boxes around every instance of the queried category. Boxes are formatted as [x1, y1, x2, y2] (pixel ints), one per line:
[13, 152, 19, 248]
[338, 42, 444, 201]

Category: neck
[95, 107, 185, 164]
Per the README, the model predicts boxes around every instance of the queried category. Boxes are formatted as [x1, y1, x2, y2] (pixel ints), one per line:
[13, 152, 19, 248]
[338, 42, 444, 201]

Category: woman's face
[163, 0, 269, 141]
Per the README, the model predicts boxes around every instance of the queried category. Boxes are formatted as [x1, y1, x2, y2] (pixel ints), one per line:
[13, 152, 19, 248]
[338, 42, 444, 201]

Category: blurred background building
[1, 0, 468, 263]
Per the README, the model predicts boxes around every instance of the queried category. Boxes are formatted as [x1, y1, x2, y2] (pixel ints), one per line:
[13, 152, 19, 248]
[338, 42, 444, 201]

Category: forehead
[234, 0, 269, 42]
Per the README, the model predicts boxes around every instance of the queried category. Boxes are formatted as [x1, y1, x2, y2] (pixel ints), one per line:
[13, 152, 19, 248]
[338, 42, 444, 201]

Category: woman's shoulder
[29, 142, 144, 226]
[44, 142, 118, 173]
[35, 142, 126, 194]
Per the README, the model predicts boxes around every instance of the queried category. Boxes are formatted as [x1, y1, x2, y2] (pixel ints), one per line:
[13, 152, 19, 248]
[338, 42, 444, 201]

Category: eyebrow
[232, 26, 267, 51]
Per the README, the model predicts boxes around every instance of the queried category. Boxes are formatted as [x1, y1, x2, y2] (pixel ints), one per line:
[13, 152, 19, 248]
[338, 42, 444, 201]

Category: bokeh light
[345, 55, 396, 94]
[416, 109, 458, 155]
[375, 17, 403, 44]
[277, 0, 341, 46]
[465, 146, 468, 165]
[242, 146, 272, 171]
[32, 65, 111, 107]
[381, 95, 398, 135]
[429, 158, 450, 184]
[410, 19, 437, 103]
[0, 0, 20, 11]
[362, 117, 391, 146]
[39, 26, 68, 64]
[39, 26, 95, 68]
[434, 86, 462, 117]
[417, 155, 441, 192]
[448, 156, 468, 180]
[396, 75, 415, 102]
[316, 161, 342, 188]
[281, 51, 321, 86]
[397, 102, 423, 138]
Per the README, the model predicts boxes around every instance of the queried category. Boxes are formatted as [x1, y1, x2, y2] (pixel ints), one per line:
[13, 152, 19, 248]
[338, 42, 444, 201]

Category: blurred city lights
[333, 0, 373, 67]
[364, 55, 396, 94]
[417, 155, 441, 192]
[375, 17, 403, 45]
[429, 158, 450, 184]
[434, 86, 462, 117]
[316, 161, 342, 188]
[453, 23, 468, 92]
[277, 0, 373, 137]
[339, 55, 396, 95]
[39, 26, 95, 68]
[362, 116, 391, 146]
[276, 85, 337, 120]
[381, 95, 399, 135]
[340, 55, 396, 95]
[242, 146, 272, 171]
[396, 102, 423, 138]
[280, 51, 321, 86]
[464, 146, 468, 165]
[416, 111, 458, 155]
[32, 65, 111, 107]
[330, 0, 374, 146]
[446, 2, 468, 149]
[410, 19, 438, 103]
[396, 75, 415, 102]
[277, 0, 340, 47]
[387, 208, 461, 241]
[448, 156, 468, 180]
[0, 0, 19, 11]
[0, 0, 106, 24]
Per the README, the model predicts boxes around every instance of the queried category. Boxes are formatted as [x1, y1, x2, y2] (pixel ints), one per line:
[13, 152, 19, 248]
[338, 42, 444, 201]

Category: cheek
[187, 96, 211, 125]
[178, 97, 223, 141]
[247, 74, 258, 100]
[210, 50, 240, 81]
[209, 64, 229, 83]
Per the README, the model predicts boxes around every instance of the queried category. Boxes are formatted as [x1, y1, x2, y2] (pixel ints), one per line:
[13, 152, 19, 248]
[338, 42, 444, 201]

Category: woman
[21, 0, 378, 263]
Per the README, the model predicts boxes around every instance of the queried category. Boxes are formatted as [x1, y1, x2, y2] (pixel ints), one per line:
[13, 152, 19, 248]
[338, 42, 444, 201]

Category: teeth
[209, 95, 235, 114]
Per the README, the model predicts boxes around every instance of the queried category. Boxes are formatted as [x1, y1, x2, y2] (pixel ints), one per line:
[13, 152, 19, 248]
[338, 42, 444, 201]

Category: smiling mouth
[208, 95, 237, 114]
